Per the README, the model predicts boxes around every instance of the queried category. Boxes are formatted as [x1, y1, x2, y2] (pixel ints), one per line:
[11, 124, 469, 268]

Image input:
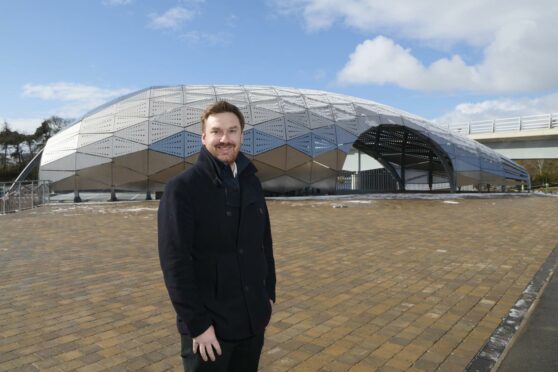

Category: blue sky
[2, 0, 558, 134]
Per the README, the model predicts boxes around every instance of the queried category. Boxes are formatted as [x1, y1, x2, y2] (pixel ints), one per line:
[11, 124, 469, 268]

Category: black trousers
[180, 332, 264, 372]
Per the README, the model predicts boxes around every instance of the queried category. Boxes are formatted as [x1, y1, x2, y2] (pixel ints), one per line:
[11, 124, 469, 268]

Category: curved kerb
[465, 244, 558, 371]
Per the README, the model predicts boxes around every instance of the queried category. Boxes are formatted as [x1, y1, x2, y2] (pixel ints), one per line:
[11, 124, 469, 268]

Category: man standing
[158, 101, 276, 371]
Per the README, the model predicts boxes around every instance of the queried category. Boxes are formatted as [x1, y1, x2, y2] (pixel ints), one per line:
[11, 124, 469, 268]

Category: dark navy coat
[158, 147, 276, 341]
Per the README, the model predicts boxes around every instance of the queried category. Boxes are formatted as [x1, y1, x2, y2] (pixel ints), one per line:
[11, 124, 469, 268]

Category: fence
[446, 113, 558, 135]
[336, 169, 398, 193]
[0, 180, 50, 214]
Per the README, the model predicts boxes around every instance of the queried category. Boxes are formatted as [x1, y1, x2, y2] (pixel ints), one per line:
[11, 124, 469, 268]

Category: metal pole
[18, 182, 21, 211]
[31, 181, 34, 209]
[357, 150, 361, 174]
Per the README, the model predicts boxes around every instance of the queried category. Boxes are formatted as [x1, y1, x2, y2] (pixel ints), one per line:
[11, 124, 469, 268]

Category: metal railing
[444, 113, 558, 135]
[1, 180, 50, 214]
[336, 169, 398, 193]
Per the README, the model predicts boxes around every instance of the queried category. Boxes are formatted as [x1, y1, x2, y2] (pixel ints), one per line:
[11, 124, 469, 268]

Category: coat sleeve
[263, 201, 276, 303]
[157, 179, 212, 337]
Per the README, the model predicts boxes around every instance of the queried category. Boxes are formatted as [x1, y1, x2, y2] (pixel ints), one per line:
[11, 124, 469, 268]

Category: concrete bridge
[445, 113, 558, 160]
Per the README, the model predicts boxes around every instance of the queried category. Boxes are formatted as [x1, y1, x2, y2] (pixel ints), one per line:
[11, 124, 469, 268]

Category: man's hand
[193, 325, 222, 362]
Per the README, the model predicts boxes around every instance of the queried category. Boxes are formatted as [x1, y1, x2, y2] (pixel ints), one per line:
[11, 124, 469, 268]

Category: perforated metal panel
[241, 129, 254, 155]
[150, 132, 185, 158]
[251, 106, 283, 124]
[151, 100, 182, 116]
[285, 111, 310, 129]
[336, 119, 361, 136]
[77, 133, 113, 148]
[255, 118, 286, 140]
[185, 132, 202, 157]
[312, 134, 337, 157]
[116, 99, 149, 118]
[313, 126, 337, 144]
[79, 138, 113, 158]
[149, 121, 183, 144]
[81, 115, 115, 134]
[285, 120, 310, 140]
[76, 153, 111, 170]
[40, 153, 76, 171]
[116, 121, 149, 144]
[254, 130, 286, 155]
[288, 133, 313, 157]
[181, 106, 204, 127]
[112, 137, 147, 157]
[335, 126, 357, 145]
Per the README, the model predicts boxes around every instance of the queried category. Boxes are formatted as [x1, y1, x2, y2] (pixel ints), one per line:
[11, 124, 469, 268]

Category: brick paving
[0, 196, 557, 371]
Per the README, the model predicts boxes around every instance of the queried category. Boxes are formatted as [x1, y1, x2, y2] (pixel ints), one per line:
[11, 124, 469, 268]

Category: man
[158, 100, 276, 371]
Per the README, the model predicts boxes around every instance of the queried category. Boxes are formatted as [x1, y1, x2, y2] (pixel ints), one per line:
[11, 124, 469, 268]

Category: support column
[400, 130, 408, 192]
[110, 161, 117, 201]
[110, 188, 118, 202]
[428, 151, 433, 191]
[145, 178, 152, 200]
[73, 173, 81, 202]
[31, 181, 34, 209]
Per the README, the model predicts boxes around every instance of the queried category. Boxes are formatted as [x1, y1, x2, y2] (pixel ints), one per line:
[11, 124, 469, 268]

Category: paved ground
[0, 195, 557, 371]
[497, 270, 558, 372]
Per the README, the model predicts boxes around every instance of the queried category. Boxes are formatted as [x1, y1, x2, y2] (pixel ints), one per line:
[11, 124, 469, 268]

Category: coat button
[226, 211, 232, 217]
[238, 248, 244, 255]
[244, 285, 249, 292]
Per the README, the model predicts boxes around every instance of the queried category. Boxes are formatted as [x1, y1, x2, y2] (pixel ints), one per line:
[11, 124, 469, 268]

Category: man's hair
[201, 100, 245, 132]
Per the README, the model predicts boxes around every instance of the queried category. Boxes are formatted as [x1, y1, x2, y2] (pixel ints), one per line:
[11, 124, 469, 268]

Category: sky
[2, 0, 558, 134]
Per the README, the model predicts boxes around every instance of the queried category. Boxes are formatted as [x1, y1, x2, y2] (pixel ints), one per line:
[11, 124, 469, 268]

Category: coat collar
[197, 146, 257, 187]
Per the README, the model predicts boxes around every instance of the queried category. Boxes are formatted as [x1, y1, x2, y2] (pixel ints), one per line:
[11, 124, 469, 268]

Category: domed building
[39, 85, 529, 196]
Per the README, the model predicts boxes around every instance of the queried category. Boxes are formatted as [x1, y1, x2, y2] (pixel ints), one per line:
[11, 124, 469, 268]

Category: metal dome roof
[39, 85, 529, 193]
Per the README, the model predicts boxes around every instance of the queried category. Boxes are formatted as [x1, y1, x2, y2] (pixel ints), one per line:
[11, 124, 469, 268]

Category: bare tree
[0, 121, 12, 169]
[536, 159, 545, 177]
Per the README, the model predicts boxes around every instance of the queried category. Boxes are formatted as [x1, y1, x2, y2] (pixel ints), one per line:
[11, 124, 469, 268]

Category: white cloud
[277, 0, 558, 93]
[103, 0, 132, 6]
[337, 36, 480, 91]
[337, 25, 558, 93]
[225, 14, 238, 27]
[275, 0, 553, 44]
[22, 82, 132, 119]
[180, 31, 231, 46]
[148, 7, 195, 30]
[434, 93, 558, 124]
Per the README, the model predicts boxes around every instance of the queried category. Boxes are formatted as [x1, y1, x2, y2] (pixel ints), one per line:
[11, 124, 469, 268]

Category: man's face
[202, 112, 244, 164]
